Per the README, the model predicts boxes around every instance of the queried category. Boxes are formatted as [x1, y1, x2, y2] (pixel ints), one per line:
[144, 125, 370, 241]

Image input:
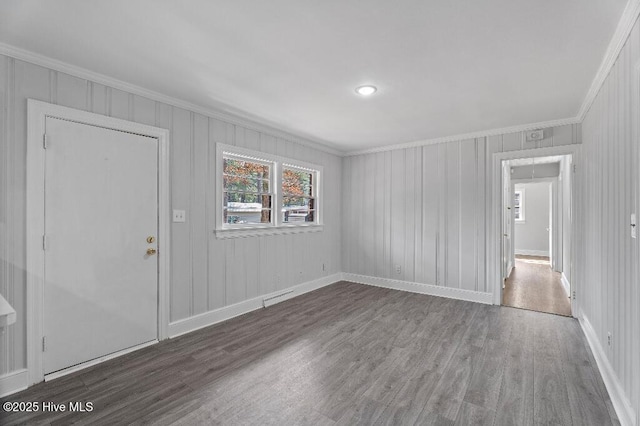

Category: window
[217, 144, 322, 238]
[282, 166, 316, 223]
[514, 189, 525, 222]
[223, 156, 273, 226]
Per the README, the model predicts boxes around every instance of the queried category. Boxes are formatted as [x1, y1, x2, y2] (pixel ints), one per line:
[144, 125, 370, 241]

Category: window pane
[282, 197, 314, 222]
[224, 192, 272, 224]
[223, 158, 270, 179]
[224, 176, 269, 193]
[224, 192, 272, 205]
[283, 168, 312, 196]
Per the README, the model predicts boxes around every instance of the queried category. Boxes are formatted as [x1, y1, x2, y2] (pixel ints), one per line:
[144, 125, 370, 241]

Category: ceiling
[0, 0, 628, 152]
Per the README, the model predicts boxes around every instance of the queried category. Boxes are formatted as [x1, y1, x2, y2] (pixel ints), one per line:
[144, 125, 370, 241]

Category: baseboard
[342, 273, 493, 305]
[0, 369, 28, 398]
[515, 249, 550, 257]
[561, 272, 570, 298]
[168, 273, 342, 338]
[579, 314, 635, 426]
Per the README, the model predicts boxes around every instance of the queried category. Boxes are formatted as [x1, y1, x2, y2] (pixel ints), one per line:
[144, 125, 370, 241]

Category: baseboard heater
[262, 290, 295, 308]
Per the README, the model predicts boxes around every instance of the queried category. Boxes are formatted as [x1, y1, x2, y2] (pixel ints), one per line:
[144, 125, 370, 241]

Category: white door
[502, 162, 512, 280]
[43, 117, 159, 375]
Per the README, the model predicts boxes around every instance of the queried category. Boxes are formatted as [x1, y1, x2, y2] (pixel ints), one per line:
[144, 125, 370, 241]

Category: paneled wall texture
[580, 15, 640, 420]
[0, 54, 343, 376]
[342, 124, 580, 295]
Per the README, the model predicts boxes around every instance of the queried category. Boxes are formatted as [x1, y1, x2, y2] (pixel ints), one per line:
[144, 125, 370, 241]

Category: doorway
[500, 155, 573, 316]
[27, 100, 171, 384]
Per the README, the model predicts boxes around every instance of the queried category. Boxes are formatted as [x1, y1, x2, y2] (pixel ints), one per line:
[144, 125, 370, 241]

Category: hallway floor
[502, 255, 572, 316]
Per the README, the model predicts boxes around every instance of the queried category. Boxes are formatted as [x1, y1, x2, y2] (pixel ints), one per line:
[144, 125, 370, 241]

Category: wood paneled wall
[0, 55, 343, 376]
[342, 125, 580, 294]
[580, 16, 640, 421]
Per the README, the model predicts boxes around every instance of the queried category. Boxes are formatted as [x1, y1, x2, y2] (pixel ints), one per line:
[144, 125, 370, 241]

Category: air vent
[525, 130, 544, 142]
[262, 290, 295, 307]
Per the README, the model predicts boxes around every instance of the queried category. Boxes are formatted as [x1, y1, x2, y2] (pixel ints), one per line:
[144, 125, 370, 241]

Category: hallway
[502, 255, 572, 316]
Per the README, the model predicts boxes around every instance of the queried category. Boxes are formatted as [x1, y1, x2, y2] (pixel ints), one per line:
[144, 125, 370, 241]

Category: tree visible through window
[218, 144, 322, 236]
[282, 167, 315, 223]
[223, 157, 272, 225]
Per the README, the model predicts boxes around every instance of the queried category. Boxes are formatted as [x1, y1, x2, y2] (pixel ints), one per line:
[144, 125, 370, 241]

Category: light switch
[173, 209, 186, 223]
[632, 213, 636, 239]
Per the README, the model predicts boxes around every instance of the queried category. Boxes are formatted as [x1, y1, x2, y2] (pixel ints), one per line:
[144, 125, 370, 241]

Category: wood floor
[502, 256, 572, 317]
[1, 282, 617, 425]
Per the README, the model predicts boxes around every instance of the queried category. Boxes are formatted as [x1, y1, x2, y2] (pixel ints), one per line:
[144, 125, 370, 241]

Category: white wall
[514, 182, 551, 256]
[0, 54, 343, 378]
[579, 14, 640, 424]
[342, 124, 580, 299]
[511, 162, 560, 180]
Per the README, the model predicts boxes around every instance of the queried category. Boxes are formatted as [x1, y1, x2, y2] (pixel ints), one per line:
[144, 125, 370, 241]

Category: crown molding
[0, 42, 345, 157]
[344, 116, 579, 156]
[577, 0, 640, 121]
[3, 0, 635, 162]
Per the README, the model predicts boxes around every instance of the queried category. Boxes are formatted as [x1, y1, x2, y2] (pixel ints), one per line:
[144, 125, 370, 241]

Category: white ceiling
[0, 0, 628, 152]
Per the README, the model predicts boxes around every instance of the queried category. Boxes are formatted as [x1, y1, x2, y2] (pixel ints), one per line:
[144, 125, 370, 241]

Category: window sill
[215, 224, 323, 239]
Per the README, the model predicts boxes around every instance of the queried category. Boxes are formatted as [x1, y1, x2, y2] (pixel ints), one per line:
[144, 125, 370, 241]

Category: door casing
[26, 99, 171, 385]
[491, 144, 580, 312]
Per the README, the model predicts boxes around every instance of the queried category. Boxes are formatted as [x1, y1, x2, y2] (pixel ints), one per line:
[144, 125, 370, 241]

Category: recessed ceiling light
[355, 85, 377, 96]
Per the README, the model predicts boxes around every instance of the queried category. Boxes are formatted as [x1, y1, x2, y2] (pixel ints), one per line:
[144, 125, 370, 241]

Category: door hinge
[42, 336, 46, 352]
[572, 164, 577, 173]
[42, 235, 48, 251]
[43, 134, 48, 149]
[572, 290, 576, 300]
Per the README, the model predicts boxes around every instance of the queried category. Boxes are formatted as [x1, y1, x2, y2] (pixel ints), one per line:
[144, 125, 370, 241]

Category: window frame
[222, 152, 275, 228]
[216, 143, 323, 239]
[281, 164, 318, 226]
[514, 189, 525, 223]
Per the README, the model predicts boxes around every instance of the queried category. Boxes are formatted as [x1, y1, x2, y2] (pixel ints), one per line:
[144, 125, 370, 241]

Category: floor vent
[263, 290, 294, 308]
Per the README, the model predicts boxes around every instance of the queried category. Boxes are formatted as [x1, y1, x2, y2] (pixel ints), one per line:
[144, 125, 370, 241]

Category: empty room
[0, 1, 639, 425]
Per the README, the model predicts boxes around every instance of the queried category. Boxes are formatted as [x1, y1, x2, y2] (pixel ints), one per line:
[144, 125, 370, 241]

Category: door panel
[44, 117, 158, 374]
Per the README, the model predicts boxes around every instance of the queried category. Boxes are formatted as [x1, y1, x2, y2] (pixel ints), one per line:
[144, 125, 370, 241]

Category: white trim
[215, 224, 323, 239]
[44, 340, 158, 382]
[0, 42, 344, 157]
[635, 60, 640, 426]
[168, 273, 342, 338]
[560, 272, 570, 298]
[579, 314, 636, 426]
[26, 99, 171, 386]
[0, 369, 28, 398]
[577, 0, 640, 121]
[345, 117, 579, 156]
[491, 145, 581, 305]
[342, 273, 493, 305]
[515, 249, 550, 257]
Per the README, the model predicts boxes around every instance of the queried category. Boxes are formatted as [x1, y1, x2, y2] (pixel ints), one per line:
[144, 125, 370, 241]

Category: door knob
[147, 236, 155, 243]
[146, 248, 157, 255]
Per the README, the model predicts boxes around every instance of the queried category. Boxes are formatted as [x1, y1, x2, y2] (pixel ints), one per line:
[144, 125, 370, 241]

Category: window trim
[215, 143, 323, 238]
[514, 189, 525, 223]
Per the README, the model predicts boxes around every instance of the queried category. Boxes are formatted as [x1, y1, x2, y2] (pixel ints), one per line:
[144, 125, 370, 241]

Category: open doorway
[501, 155, 572, 316]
